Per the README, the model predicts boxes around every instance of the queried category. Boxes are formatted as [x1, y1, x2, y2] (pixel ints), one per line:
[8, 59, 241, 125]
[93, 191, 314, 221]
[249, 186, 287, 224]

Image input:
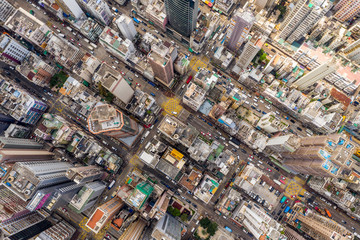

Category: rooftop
[88, 104, 123, 134]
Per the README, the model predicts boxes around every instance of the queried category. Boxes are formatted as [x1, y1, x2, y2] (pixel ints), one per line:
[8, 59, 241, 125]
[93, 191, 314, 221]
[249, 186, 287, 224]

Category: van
[88, 46, 94, 51]
[58, 33, 65, 38]
[66, 26, 73, 32]
[84, 39, 90, 43]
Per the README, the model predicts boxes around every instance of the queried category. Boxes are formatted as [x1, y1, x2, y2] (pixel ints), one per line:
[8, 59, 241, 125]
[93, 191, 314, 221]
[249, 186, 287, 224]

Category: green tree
[173, 208, 181, 217]
[180, 213, 189, 222]
[351, 207, 356, 212]
[207, 222, 218, 236]
[199, 217, 211, 228]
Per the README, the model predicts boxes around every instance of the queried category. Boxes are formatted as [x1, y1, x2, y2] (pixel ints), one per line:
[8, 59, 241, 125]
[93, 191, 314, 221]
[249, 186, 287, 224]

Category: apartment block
[116, 15, 138, 40]
[182, 82, 206, 111]
[148, 43, 175, 87]
[226, 9, 255, 52]
[2, 160, 72, 201]
[146, 0, 167, 31]
[69, 181, 106, 213]
[0, 35, 29, 64]
[334, 0, 360, 22]
[0, 0, 15, 22]
[86, 198, 123, 233]
[65, 165, 104, 184]
[279, 0, 331, 43]
[36, 221, 76, 240]
[257, 112, 289, 133]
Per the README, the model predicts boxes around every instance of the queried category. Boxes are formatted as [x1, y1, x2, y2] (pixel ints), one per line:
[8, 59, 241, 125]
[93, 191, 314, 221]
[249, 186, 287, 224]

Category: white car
[245, 101, 250, 105]
[265, 105, 271, 110]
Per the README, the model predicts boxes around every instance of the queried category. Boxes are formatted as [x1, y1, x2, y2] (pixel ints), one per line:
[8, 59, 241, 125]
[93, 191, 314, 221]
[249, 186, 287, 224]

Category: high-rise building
[148, 43, 175, 87]
[279, 0, 331, 43]
[86, 197, 123, 233]
[65, 165, 104, 184]
[0, 137, 43, 149]
[292, 62, 337, 90]
[333, 0, 360, 22]
[54, 0, 84, 19]
[2, 161, 72, 201]
[164, 0, 198, 36]
[69, 181, 106, 213]
[0, 0, 15, 22]
[0, 210, 50, 239]
[287, 203, 353, 239]
[282, 134, 359, 180]
[254, 0, 276, 11]
[116, 15, 138, 40]
[0, 186, 28, 223]
[78, 0, 112, 25]
[0, 149, 54, 163]
[342, 39, 360, 64]
[225, 9, 255, 52]
[0, 114, 15, 136]
[236, 32, 265, 70]
[146, 0, 168, 32]
[151, 214, 182, 240]
[88, 104, 140, 144]
[36, 221, 76, 240]
[126, 181, 154, 210]
[118, 218, 147, 240]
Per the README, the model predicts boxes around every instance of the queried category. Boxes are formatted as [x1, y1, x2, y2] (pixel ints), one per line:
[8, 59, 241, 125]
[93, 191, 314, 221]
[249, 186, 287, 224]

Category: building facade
[225, 9, 255, 52]
[334, 0, 360, 22]
[116, 15, 138, 40]
[164, 0, 198, 36]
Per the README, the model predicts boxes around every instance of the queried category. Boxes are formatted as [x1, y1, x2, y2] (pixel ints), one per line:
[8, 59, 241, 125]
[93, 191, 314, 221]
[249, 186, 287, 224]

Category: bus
[186, 75, 193, 84]
[133, 17, 141, 24]
[325, 209, 332, 218]
[218, 33, 224, 41]
[225, 226, 232, 233]
[284, 206, 290, 213]
[108, 180, 115, 190]
[279, 179, 286, 184]
[229, 141, 239, 149]
[280, 196, 287, 204]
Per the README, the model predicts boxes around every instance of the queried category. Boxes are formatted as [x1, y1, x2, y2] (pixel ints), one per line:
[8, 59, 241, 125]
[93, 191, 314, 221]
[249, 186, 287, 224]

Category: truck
[112, 7, 119, 12]
[108, 180, 115, 190]
[186, 75, 193, 84]
[274, 180, 282, 185]
[284, 206, 290, 213]
[90, 43, 98, 49]
[280, 196, 287, 204]
[143, 131, 150, 138]
[325, 209, 332, 218]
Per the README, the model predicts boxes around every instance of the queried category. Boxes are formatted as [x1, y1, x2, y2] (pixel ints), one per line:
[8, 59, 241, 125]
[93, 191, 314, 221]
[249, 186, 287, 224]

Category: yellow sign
[170, 148, 183, 160]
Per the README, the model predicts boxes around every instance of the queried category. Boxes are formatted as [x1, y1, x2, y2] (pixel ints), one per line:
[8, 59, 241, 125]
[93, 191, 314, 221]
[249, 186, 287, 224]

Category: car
[136, 82, 141, 87]
[342, 220, 347, 224]
[52, 25, 57, 28]
[201, 132, 206, 136]
[268, 186, 273, 191]
[249, 155, 254, 159]
[267, 168, 272, 172]
[290, 119, 295, 123]
[128, 77, 133, 81]
[192, 203, 197, 208]
[135, 73, 139, 77]
[70, 38, 74, 42]
[186, 199, 191, 204]
[281, 176, 286, 180]
[56, 29, 61, 33]
[241, 149, 247, 154]
[174, 191, 180, 196]
[247, 157, 253, 161]
[285, 199, 289, 204]
[277, 210, 282, 215]
[281, 204, 285, 209]
[207, 133, 212, 137]
[77, 42, 81, 46]
[352, 227, 355, 231]
[297, 127, 303, 131]
[245, 101, 250, 105]
[251, 105, 256, 109]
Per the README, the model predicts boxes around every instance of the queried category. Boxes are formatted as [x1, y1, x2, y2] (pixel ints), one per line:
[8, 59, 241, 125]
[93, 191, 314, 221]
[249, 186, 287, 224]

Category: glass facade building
[165, 0, 198, 37]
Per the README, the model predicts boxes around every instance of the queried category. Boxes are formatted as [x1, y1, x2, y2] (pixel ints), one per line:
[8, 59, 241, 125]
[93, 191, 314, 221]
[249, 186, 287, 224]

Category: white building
[116, 15, 138, 40]
[55, 0, 84, 19]
[182, 82, 206, 111]
[236, 32, 265, 70]
[343, 39, 360, 64]
[0, 36, 29, 63]
[257, 112, 289, 133]
[279, 0, 332, 43]
[292, 61, 337, 90]
[78, 0, 112, 25]
[226, 9, 255, 52]
[233, 202, 286, 240]
[99, 26, 135, 61]
[0, 0, 15, 22]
